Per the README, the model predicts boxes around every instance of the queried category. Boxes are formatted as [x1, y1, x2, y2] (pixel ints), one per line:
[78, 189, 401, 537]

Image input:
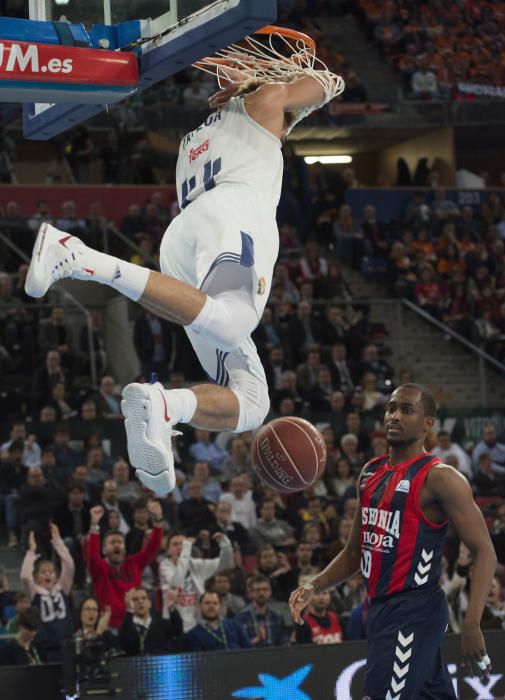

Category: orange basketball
[251, 417, 327, 493]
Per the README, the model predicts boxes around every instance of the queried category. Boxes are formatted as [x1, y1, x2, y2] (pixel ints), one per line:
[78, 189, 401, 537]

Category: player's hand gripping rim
[289, 582, 315, 625]
[460, 620, 492, 682]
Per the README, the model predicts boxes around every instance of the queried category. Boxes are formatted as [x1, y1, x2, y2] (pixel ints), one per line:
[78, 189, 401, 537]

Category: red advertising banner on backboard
[0, 40, 138, 102]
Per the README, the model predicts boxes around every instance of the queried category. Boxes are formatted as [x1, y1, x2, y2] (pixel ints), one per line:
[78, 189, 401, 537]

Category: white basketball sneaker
[121, 381, 179, 496]
[25, 222, 89, 298]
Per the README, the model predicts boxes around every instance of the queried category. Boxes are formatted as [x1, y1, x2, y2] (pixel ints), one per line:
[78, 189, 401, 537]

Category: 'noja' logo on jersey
[362, 507, 401, 538]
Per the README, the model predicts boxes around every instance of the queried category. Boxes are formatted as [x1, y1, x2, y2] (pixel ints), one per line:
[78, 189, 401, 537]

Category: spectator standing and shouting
[86, 501, 164, 628]
[159, 530, 233, 631]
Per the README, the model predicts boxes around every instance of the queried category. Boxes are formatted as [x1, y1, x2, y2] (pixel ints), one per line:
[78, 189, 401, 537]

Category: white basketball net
[194, 28, 345, 131]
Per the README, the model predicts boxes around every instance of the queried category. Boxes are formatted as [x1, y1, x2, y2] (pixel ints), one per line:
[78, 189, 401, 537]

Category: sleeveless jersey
[359, 453, 447, 600]
[32, 588, 74, 649]
[176, 96, 283, 212]
[304, 611, 343, 644]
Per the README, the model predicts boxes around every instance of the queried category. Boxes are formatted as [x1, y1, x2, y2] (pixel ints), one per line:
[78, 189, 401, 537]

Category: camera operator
[0, 607, 45, 666]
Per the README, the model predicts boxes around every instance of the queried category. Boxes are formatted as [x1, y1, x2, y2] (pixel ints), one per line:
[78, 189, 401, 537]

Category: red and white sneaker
[121, 381, 179, 496]
[25, 222, 89, 298]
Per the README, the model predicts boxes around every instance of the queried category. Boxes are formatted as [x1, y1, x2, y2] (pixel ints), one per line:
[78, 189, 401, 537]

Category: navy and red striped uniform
[358, 453, 457, 700]
[360, 453, 447, 599]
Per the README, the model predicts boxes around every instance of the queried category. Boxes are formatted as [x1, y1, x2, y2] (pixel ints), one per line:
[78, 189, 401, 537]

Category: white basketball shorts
[159, 185, 279, 388]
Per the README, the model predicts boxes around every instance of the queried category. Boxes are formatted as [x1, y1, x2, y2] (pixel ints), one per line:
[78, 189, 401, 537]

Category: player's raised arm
[246, 73, 341, 114]
[282, 75, 334, 110]
[243, 72, 344, 141]
[426, 464, 497, 680]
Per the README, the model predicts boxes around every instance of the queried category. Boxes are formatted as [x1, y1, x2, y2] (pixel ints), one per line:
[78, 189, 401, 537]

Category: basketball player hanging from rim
[289, 383, 497, 699]
[24, 27, 345, 495]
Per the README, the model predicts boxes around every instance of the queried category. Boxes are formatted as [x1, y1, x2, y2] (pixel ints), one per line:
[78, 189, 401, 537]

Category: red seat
[475, 496, 502, 511]
[242, 554, 257, 573]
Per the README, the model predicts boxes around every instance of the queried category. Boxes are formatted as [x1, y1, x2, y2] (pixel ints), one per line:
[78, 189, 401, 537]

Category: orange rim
[254, 25, 316, 52]
[194, 24, 316, 70]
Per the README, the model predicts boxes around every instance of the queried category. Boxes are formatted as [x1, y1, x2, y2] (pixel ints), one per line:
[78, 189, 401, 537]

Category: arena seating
[356, 0, 505, 99]
[0, 2, 504, 686]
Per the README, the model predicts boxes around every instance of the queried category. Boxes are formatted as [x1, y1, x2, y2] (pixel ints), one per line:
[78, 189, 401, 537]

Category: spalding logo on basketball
[251, 416, 327, 492]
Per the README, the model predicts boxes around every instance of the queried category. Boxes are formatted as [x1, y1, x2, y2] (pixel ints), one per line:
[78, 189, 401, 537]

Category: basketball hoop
[193, 24, 344, 101]
[194, 26, 316, 77]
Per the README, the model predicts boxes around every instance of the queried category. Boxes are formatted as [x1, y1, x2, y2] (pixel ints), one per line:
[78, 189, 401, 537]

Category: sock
[165, 388, 197, 424]
[75, 245, 150, 301]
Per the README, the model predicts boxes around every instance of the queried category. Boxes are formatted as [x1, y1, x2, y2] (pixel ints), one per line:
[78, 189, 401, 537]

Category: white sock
[75, 245, 150, 301]
[165, 388, 197, 424]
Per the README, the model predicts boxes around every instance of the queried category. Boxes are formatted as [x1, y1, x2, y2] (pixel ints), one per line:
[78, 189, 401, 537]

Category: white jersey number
[361, 550, 372, 579]
[40, 592, 67, 622]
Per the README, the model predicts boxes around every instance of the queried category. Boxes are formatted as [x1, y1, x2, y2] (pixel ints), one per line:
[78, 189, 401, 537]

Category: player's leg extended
[139, 273, 261, 430]
[122, 252, 270, 493]
[25, 222, 207, 323]
[25, 223, 270, 494]
[25, 222, 258, 431]
[121, 286, 268, 494]
[121, 343, 268, 495]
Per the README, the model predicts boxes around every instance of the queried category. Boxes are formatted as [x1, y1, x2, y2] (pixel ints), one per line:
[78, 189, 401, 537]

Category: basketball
[251, 417, 327, 493]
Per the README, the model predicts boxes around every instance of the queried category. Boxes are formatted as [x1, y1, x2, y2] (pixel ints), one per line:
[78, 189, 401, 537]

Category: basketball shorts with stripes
[159, 187, 277, 431]
[363, 586, 456, 700]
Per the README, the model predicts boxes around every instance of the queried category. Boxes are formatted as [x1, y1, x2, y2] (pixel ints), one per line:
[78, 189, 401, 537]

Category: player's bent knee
[229, 370, 270, 432]
[187, 289, 258, 352]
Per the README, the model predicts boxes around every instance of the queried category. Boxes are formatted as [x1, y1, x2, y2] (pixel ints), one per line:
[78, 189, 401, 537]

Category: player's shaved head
[398, 383, 436, 417]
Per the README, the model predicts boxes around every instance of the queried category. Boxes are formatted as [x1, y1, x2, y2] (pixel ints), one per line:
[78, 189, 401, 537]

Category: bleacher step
[342, 266, 505, 408]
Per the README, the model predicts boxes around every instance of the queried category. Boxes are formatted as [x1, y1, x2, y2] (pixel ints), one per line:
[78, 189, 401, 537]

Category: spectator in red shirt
[415, 266, 445, 318]
[86, 501, 164, 628]
[295, 590, 343, 644]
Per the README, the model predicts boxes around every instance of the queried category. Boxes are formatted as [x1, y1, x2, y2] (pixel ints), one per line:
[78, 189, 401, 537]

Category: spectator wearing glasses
[74, 597, 117, 653]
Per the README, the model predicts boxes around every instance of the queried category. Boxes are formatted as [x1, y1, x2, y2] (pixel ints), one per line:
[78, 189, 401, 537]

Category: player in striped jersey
[289, 383, 497, 699]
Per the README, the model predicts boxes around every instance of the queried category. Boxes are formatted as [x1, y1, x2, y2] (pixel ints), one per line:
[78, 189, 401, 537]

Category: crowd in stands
[357, 0, 505, 99]
[0, 0, 369, 188]
[347, 188, 505, 362]
[1, 179, 505, 663]
[0, 2, 505, 670]
[0, 405, 505, 664]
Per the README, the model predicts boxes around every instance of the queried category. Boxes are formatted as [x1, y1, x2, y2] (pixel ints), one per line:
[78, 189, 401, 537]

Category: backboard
[23, 0, 277, 139]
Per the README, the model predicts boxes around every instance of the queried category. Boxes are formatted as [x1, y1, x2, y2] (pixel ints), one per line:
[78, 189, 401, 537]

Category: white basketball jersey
[175, 96, 283, 212]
